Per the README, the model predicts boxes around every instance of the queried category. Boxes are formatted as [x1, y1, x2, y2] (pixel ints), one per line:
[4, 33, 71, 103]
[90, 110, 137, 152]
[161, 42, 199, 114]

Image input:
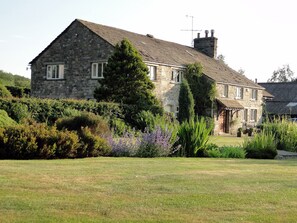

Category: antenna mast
[181, 15, 201, 46]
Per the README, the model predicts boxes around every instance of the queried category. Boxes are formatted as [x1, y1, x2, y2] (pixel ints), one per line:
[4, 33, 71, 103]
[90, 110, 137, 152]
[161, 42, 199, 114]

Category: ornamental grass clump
[243, 131, 277, 159]
[177, 116, 213, 157]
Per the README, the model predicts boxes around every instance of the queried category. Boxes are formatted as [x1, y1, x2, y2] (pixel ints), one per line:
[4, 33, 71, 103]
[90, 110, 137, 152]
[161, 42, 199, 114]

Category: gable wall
[31, 21, 114, 99]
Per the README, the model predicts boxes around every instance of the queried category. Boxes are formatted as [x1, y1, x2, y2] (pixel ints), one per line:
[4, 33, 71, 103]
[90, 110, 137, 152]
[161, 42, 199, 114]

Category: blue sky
[1, 0, 297, 82]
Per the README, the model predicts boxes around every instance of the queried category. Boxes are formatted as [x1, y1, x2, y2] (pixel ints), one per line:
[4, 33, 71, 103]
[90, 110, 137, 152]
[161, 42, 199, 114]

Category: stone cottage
[29, 19, 264, 134]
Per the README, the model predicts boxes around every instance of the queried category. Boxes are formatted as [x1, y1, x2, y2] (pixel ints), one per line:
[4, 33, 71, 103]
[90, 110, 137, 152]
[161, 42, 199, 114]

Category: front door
[224, 110, 230, 133]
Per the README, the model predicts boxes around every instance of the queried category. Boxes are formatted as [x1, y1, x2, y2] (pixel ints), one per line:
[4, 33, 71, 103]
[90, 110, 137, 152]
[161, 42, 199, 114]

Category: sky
[1, 0, 297, 82]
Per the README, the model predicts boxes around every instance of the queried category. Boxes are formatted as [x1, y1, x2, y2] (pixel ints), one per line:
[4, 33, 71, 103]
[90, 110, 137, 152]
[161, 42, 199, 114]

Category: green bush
[0, 84, 12, 98]
[264, 118, 297, 152]
[218, 146, 246, 158]
[177, 116, 213, 157]
[56, 112, 111, 137]
[0, 110, 16, 127]
[243, 131, 277, 159]
[78, 127, 110, 157]
[10, 103, 29, 123]
[0, 123, 80, 159]
[6, 86, 30, 98]
[0, 98, 123, 125]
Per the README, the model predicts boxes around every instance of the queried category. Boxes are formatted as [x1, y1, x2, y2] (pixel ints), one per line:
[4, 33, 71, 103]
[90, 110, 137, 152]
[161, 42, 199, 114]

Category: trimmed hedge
[5, 86, 30, 98]
[0, 98, 123, 125]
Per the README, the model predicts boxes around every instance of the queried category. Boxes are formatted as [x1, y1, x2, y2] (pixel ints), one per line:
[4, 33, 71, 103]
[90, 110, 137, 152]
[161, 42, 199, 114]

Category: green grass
[209, 135, 246, 147]
[1, 158, 297, 222]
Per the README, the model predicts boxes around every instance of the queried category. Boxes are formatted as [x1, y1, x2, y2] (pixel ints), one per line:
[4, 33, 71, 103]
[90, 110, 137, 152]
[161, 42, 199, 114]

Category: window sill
[46, 78, 65, 81]
[91, 77, 104, 80]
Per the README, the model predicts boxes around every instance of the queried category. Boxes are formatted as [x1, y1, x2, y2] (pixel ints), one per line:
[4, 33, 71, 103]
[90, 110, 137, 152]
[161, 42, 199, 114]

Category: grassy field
[1, 158, 297, 222]
[209, 135, 246, 147]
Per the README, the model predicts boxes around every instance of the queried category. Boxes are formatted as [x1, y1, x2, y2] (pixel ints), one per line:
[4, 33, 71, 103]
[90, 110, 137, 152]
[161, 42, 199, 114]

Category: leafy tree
[184, 63, 217, 117]
[178, 79, 194, 123]
[267, 64, 295, 82]
[94, 39, 162, 115]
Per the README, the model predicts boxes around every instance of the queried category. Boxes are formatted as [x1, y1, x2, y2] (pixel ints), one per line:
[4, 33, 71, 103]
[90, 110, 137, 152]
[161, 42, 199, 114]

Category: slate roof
[258, 82, 297, 115]
[217, 98, 244, 110]
[31, 19, 263, 89]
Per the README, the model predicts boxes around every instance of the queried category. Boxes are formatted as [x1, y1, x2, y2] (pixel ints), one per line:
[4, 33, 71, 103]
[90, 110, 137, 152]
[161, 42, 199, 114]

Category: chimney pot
[211, 29, 214, 37]
[205, 30, 209, 38]
[197, 33, 200, 38]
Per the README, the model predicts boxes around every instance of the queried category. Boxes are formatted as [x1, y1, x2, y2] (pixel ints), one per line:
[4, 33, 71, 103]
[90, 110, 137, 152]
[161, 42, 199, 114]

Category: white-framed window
[235, 87, 243, 99]
[147, 65, 157, 81]
[222, 84, 228, 97]
[91, 62, 107, 79]
[46, 64, 64, 80]
[250, 109, 257, 122]
[251, 89, 258, 100]
[171, 69, 183, 83]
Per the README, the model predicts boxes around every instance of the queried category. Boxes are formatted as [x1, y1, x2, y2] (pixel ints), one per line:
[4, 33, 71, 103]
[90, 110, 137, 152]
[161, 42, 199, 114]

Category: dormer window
[171, 69, 183, 83]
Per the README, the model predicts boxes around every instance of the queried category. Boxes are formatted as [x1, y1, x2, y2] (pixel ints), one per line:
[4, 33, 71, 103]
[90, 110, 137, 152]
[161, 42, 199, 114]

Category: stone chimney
[194, 29, 218, 58]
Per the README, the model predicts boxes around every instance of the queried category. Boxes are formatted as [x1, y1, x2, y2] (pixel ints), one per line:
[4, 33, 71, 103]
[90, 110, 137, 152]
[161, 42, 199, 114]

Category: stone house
[29, 19, 264, 135]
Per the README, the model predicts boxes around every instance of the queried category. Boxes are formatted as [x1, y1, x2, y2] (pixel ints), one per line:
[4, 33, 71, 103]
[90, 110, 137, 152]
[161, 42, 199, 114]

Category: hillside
[0, 70, 30, 88]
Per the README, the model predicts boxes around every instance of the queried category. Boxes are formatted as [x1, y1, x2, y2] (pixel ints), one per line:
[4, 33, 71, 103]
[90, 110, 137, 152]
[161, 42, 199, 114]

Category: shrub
[5, 86, 30, 98]
[0, 123, 80, 159]
[136, 126, 177, 157]
[9, 103, 29, 123]
[243, 131, 277, 159]
[134, 110, 156, 131]
[108, 131, 139, 157]
[78, 127, 110, 157]
[220, 146, 246, 158]
[0, 98, 123, 125]
[0, 84, 12, 98]
[0, 110, 16, 127]
[177, 116, 213, 157]
[109, 118, 132, 137]
[178, 79, 195, 123]
[264, 118, 297, 152]
[56, 112, 111, 137]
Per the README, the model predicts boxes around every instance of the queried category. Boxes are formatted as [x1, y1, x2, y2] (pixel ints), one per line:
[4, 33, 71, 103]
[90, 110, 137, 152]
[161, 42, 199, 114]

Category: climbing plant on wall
[184, 62, 217, 117]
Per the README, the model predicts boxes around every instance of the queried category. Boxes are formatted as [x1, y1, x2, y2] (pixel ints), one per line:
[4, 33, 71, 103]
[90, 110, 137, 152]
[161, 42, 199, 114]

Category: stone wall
[214, 83, 263, 135]
[31, 20, 114, 99]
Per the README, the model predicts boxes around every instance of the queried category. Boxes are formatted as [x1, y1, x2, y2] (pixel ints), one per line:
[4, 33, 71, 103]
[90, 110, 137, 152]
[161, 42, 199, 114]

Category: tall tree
[178, 79, 195, 123]
[94, 38, 162, 115]
[184, 63, 217, 117]
[267, 64, 295, 82]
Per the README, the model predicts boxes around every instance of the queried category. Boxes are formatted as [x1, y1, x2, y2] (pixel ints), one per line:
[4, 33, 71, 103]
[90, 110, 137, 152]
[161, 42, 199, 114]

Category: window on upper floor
[171, 69, 183, 83]
[235, 87, 243, 99]
[147, 65, 157, 81]
[250, 109, 257, 122]
[91, 62, 107, 79]
[46, 64, 64, 80]
[251, 89, 258, 100]
[222, 84, 228, 97]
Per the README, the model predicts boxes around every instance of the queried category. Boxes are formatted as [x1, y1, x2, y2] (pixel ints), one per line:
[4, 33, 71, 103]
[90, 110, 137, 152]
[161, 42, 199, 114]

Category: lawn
[1, 158, 297, 223]
[209, 135, 246, 147]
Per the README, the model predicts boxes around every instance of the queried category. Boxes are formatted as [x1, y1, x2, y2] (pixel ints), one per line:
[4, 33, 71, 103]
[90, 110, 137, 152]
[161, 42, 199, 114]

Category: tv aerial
[181, 15, 201, 46]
